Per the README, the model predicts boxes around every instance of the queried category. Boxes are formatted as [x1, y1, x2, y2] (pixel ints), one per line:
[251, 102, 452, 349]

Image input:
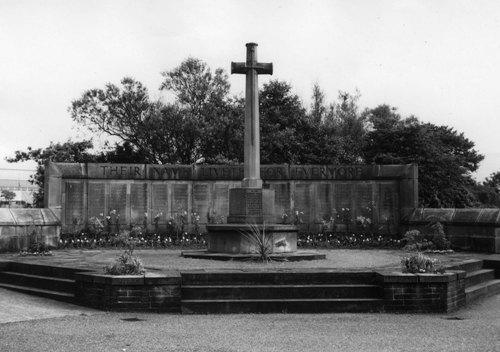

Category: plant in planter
[105, 240, 145, 275]
[401, 252, 445, 274]
[240, 224, 273, 263]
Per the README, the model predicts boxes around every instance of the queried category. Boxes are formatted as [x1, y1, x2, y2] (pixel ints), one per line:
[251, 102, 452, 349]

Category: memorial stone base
[206, 223, 298, 254]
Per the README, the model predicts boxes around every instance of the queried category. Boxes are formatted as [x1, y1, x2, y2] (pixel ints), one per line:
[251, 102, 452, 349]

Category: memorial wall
[44, 162, 418, 234]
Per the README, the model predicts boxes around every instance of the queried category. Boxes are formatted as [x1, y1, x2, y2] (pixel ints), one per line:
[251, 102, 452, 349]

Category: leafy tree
[259, 80, 321, 164]
[309, 83, 327, 125]
[472, 171, 500, 207]
[483, 171, 500, 192]
[69, 77, 167, 163]
[7, 140, 97, 207]
[1, 190, 16, 207]
[160, 57, 231, 119]
[322, 90, 367, 164]
[363, 106, 484, 207]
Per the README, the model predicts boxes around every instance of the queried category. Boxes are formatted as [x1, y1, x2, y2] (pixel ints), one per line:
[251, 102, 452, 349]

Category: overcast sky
[1, 0, 499, 181]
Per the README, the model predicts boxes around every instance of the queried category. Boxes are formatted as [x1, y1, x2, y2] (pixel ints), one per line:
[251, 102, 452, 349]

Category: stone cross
[231, 43, 273, 188]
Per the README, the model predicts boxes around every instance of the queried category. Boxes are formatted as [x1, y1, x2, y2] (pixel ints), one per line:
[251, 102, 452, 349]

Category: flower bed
[58, 231, 207, 250]
[58, 230, 403, 251]
[297, 232, 402, 249]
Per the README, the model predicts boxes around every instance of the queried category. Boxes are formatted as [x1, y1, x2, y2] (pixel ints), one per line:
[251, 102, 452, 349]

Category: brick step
[446, 259, 484, 273]
[182, 284, 381, 300]
[181, 271, 378, 285]
[465, 279, 500, 305]
[0, 283, 76, 303]
[6, 262, 84, 280]
[465, 269, 496, 288]
[181, 298, 384, 314]
[0, 271, 75, 294]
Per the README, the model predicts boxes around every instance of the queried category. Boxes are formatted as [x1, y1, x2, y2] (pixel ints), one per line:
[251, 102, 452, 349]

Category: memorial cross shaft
[231, 42, 273, 188]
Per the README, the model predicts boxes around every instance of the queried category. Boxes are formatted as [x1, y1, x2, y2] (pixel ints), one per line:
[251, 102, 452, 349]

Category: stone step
[465, 279, 500, 305]
[181, 271, 378, 286]
[181, 298, 384, 314]
[182, 284, 382, 300]
[0, 271, 75, 294]
[0, 283, 76, 303]
[465, 269, 496, 288]
[446, 259, 484, 273]
[6, 261, 83, 280]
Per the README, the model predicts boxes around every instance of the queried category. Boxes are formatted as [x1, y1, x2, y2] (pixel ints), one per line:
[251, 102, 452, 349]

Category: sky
[1, 0, 499, 182]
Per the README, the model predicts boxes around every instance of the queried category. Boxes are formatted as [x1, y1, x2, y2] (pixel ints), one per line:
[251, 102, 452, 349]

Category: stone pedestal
[206, 224, 297, 254]
[227, 188, 275, 224]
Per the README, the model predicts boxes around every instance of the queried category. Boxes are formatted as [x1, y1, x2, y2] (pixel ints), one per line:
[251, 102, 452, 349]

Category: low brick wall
[377, 270, 466, 313]
[73, 269, 468, 314]
[75, 271, 181, 312]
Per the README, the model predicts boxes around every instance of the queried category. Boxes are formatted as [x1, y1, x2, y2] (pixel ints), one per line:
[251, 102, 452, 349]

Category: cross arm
[231, 62, 273, 75]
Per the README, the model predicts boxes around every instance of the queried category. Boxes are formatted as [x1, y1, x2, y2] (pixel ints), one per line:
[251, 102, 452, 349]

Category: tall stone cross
[231, 43, 273, 188]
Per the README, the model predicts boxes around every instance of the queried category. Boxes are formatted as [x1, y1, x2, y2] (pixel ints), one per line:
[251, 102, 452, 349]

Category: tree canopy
[363, 105, 484, 207]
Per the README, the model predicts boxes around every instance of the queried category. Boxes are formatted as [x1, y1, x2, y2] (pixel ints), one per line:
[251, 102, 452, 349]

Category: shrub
[104, 249, 145, 275]
[241, 224, 273, 263]
[402, 229, 433, 251]
[401, 252, 445, 274]
[430, 221, 450, 250]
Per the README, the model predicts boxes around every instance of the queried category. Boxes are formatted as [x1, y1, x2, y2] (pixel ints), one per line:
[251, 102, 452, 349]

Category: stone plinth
[206, 224, 297, 254]
[227, 188, 276, 224]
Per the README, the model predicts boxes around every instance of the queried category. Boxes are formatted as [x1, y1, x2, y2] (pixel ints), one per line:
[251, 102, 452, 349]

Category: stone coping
[407, 208, 500, 225]
[181, 249, 326, 262]
[75, 271, 180, 285]
[0, 208, 60, 226]
[376, 270, 466, 283]
[46, 161, 417, 181]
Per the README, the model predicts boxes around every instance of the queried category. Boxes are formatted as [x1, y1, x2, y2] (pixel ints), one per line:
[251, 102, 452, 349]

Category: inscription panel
[147, 165, 192, 180]
[213, 184, 229, 218]
[130, 183, 148, 224]
[88, 164, 145, 179]
[87, 183, 105, 219]
[294, 184, 312, 222]
[335, 183, 353, 225]
[151, 184, 168, 223]
[65, 182, 84, 224]
[193, 184, 210, 223]
[316, 183, 333, 221]
[171, 184, 189, 212]
[379, 183, 397, 222]
[269, 182, 291, 216]
[291, 166, 363, 180]
[245, 189, 262, 216]
[355, 183, 373, 217]
[108, 184, 127, 221]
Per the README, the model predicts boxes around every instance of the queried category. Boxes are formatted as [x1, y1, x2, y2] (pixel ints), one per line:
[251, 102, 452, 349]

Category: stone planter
[377, 270, 466, 313]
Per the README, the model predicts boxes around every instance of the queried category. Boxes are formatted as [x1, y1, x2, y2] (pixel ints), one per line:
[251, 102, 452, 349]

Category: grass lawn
[2, 247, 492, 272]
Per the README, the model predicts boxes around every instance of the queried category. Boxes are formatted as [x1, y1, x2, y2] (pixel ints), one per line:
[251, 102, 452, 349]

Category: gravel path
[0, 294, 499, 352]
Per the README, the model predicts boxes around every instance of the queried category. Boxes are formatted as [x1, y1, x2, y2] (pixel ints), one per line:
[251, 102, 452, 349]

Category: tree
[7, 140, 97, 207]
[160, 57, 230, 119]
[1, 190, 16, 207]
[309, 83, 327, 125]
[483, 171, 500, 192]
[363, 106, 484, 207]
[259, 80, 321, 164]
[322, 90, 367, 164]
[472, 171, 500, 207]
[69, 77, 167, 163]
